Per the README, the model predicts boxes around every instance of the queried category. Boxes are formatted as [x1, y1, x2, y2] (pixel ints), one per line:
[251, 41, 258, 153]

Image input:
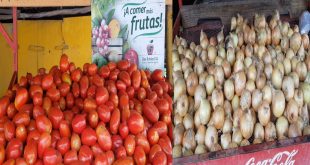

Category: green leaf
[118, 24, 128, 38]
[92, 17, 100, 27]
[92, 53, 108, 68]
[106, 9, 115, 25]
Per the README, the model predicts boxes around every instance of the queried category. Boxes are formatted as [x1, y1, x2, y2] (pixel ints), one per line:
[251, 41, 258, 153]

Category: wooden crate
[175, 0, 306, 44]
[174, 135, 310, 164]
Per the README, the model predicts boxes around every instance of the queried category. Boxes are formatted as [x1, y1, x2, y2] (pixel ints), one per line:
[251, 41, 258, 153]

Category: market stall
[172, 0, 310, 164]
[0, 0, 173, 164]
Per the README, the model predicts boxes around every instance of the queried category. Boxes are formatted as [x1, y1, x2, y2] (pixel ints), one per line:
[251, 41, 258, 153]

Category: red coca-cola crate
[174, 135, 310, 164]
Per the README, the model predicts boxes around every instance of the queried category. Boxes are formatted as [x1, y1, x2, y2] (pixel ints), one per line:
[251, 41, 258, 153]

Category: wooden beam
[0, 8, 20, 14]
[0, 7, 90, 20]
[0, 0, 90, 7]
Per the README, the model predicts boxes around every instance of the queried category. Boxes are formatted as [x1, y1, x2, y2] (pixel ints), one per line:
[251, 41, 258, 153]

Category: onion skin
[205, 126, 218, 150]
[175, 94, 189, 117]
[173, 145, 183, 158]
[288, 123, 302, 138]
[254, 123, 265, 140]
[186, 72, 198, 96]
[234, 71, 246, 96]
[174, 123, 185, 146]
[240, 109, 254, 139]
[232, 128, 243, 145]
[220, 133, 232, 149]
[209, 105, 225, 130]
[276, 116, 289, 139]
[286, 99, 299, 124]
[224, 79, 234, 101]
[194, 144, 207, 155]
[272, 90, 286, 117]
[258, 101, 271, 126]
[265, 122, 277, 142]
[199, 99, 211, 125]
[182, 128, 196, 151]
[290, 32, 302, 53]
[195, 125, 206, 145]
[282, 76, 295, 101]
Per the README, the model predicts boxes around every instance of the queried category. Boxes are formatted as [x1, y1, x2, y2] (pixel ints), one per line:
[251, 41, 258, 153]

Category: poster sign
[91, 0, 166, 72]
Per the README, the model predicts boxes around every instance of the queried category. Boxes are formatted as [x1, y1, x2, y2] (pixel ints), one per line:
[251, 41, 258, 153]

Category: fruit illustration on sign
[124, 49, 139, 65]
[147, 40, 154, 55]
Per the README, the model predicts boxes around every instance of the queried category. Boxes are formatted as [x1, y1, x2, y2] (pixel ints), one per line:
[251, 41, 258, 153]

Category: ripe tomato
[116, 80, 126, 91]
[6, 138, 23, 159]
[127, 63, 137, 75]
[96, 86, 109, 105]
[113, 157, 134, 165]
[107, 62, 116, 71]
[116, 146, 127, 159]
[0, 132, 5, 146]
[36, 115, 52, 133]
[147, 91, 158, 103]
[41, 74, 53, 90]
[91, 143, 104, 157]
[92, 74, 104, 87]
[149, 144, 162, 162]
[72, 114, 87, 134]
[15, 124, 27, 142]
[106, 80, 117, 94]
[147, 128, 159, 145]
[15, 88, 29, 111]
[152, 151, 167, 165]
[158, 136, 172, 156]
[59, 120, 71, 138]
[117, 60, 130, 71]
[154, 99, 170, 114]
[142, 99, 159, 123]
[43, 148, 61, 165]
[137, 88, 146, 101]
[98, 65, 110, 78]
[135, 134, 150, 154]
[94, 153, 108, 165]
[60, 54, 69, 72]
[127, 111, 144, 135]
[112, 135, 123, 151]
[71, 133, 81, 151]
[152, 121, 168, 137]
[131, 70, 141, 90]
[27, 130, 40, 143]
[124, 135, 136, 156]
[88, 63, 98, 76]
[16, 158, 28, 165]
[0, 145, 4, 164]
[83, 63, 90, 74]
[4, 121, 15, 141]
[151, 69, 164, 82]
[106, 150, 115, 164]
[140, 70, 150, 89]
[48, 106, 63, 129]
[79, 76, 89, 98]
[64, 150, 78, 164]
[13, 111, 30, 126]
[110, 109, 120, 134]
[42, 97, 52, 113]
[88, 110, 99, 128]
[81, 127, 97, 146]
[134, 145, 146, 165]
[29, 85, 43, 98]
[119, 122, 129, 139]
[24, 139, 37, 164]
[97, 104, 111, 123]
[33, 92, 43, 106]
[71, 69, 82, 82]
[84, 98, 97, 112]
[62, 72, 72, 85]
[118, 71, 131, 87]
[37, 132, 52, 158]
[46, 88, 60, 102]
[109, 69, 120, 81]
[66, 92, 74, 109]
[126, 86, 135, 99]
[59, 82, 70, 97]
[151, 83, 164, 97]
[19, 76, 28, 87]
[2, 159, 15, 165]
[78, 145, 93, 163]
[69, 62, 76, 72]
[6, 103, 17, 119]
[57, 137, 70, 155]
[96, 124, 112, 151]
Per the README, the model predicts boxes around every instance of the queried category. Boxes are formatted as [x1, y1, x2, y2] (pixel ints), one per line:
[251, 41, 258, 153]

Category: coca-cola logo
[245, 150, 298, 165]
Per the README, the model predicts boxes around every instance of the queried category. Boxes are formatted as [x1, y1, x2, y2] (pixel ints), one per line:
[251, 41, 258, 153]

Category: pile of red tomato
[0, 54, 173, 165]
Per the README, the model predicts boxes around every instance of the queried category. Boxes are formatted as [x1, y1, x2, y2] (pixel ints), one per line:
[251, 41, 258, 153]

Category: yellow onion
[290, 32, 302, 53]
[265, 122, 277, 142]
[272, 90, 286, 117]
[240, 109, 254, 139]
[258, 101, 271, 126]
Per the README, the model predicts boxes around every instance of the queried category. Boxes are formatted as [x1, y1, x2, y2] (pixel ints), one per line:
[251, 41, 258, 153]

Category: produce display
[172, 11, 310, 158]
[0, 55, 173, 164]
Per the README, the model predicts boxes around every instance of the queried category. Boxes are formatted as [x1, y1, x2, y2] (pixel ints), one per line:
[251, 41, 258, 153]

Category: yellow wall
[0, 16, 91, 96]
[0, 24, 14, 96]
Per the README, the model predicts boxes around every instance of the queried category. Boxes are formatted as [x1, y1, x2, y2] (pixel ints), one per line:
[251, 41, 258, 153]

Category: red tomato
[0, 132, 5, 146]
[37, 132, 51, 158]
[92, 74, 104, 87]
[71, 69, 82, 82]
[75, 98, 84, 110]
[113, 157, 134, 165]
[69, 62, 76, 72]
[110, 109, 120, 134]
[72, 114, 87, 134]
[19, 76, 28, 87]
[59, 120, 71, 138]
[94, 153, 108, 165]
[96, 86, 109, 105]
[43, 148, 61, 165]
[127, 63, 137, 75]
[60, 54, 69, 72]
[57, 137, 70, 155]
[27, 119, 36, 131]
[116, 146, 127, 159]
[79, 76, 89, 98]
[109, 93, 119, 108]
[71, 133, 81, 151]
[6, 103, 17, 119]
[140, 70, 150, 89]
[149, 144, 162, 162]
[106, 80, 117, 94]
[88, 63, 98, 76]
[112, 135, 123, 151]
[147, 91, 158, 103]
[81, 127, 97, 146]
[88, 110, 99, 128]
[119, 122, 129, 139]
[62, 72, 72, 85]
[154, 99, 170, 114]
[84, 98, 97, 112]
[106, 150, 115, 164]
[64, 150, 78, 164]
[15, 124, 27, 142]
[66, 92, 74, 109]
[4, 121, 15, 141]
[83, 63, 90, 74]
[36, 115, 52, 133]
[27, 130, 40, 143]
[158, 136, 172, 156]
[161, 112, 172, 125]
[24, 139, 38, 164]
[151, 69, 164, 82]
[78, 145, 93, 163]
[48, 106, 63, 129]
[16, 158, 28, 165]
[29, 85, 43, 98]
[91, 143, 104, 157]
[152, 121, 168, 137]
[33, 92, 43, 106]
[59, 82, 70, 97]
[116, 80, 126, 91]
[107, 62, 116, 71]
[117, 60, 130, 71]
[118, 71, 131, 87]
[96, 124, 112, 151]
[42, 74, 53, 90]
[151, 83, 164, 97]
[109, 69, 120, 81]
[126, 86, 135, 99]
[152, 151, 167, 165]
[13, 111, 30, 126]
[46, 88, 60, 102]
[15, 88, 29, 111]
[147, 128, 159, 145]
[119, 94, 129, 111]
[134, 145, 146, 165]
[6, 138, 23, 159]
[42, 97, 52, 113]
[137, 88, 146, 101]
[3, 159, 15, 165]
[127, 111, 144, 135]
[97, 104, 111, 123]
[98, 65, 110, 78]
[135, 134, 150, 154]
[124, 135, 136, 156]
[142, 99, 159, 123]
[131, 70, 141, 90]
